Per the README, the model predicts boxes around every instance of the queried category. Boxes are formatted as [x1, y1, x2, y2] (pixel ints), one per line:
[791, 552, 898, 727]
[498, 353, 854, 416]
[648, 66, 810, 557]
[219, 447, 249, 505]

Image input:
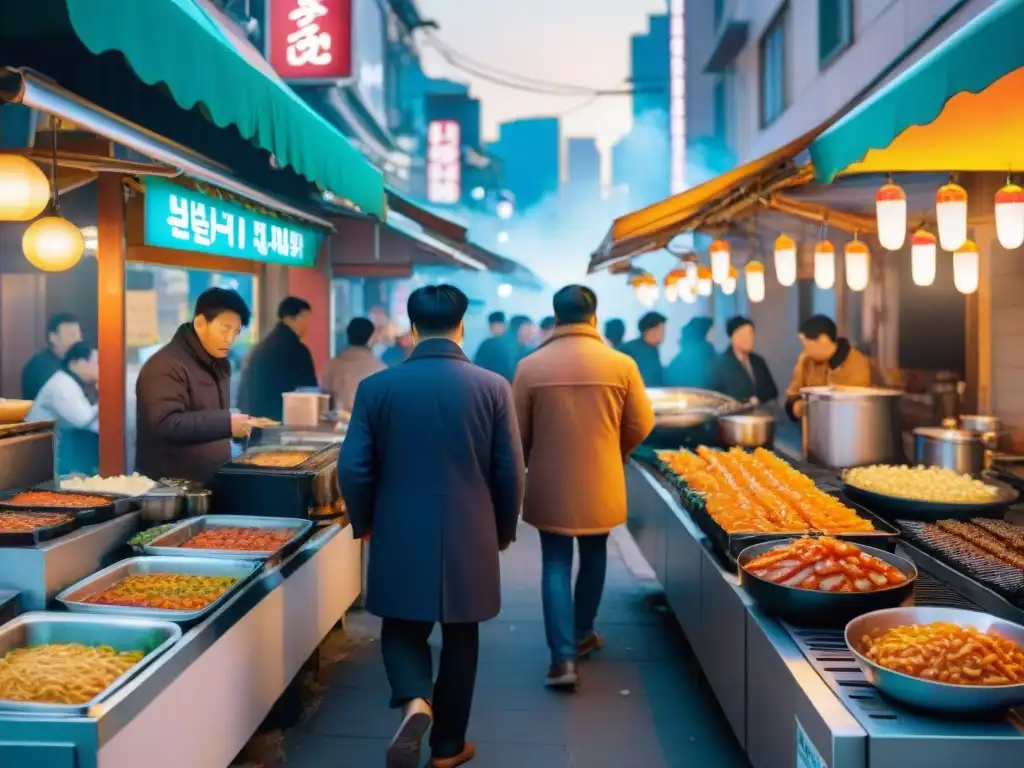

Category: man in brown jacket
[785, 314, 874, 420]
[322, 317, 386, 413]
[512, 285, 655, 690]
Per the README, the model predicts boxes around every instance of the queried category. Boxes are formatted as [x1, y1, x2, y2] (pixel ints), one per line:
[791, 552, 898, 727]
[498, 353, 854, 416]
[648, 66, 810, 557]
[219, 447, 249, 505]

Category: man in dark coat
[136, 289, 252, 484]
[603, 318, 625, 350]
[666, 316, 716, 388]
[22, 312, 82, 400]
[620, 311, 667, 387]
[473, 313, 534, 382]
[339, 284, 525, 768]
[710, 316, 778, 404]
[239, 297, 318, 420]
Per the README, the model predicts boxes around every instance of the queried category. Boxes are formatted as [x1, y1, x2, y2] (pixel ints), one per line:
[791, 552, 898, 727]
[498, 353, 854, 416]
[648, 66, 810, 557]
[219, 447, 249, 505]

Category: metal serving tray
[843, 474, 1019, 521]
[55, 556, 261, 625]
[0, 488, 119, 526]
[227, 444, 327, 472]
[143, 515, 313, 560]
[0, 612, 181, 716]
[0, 511, 78, 547]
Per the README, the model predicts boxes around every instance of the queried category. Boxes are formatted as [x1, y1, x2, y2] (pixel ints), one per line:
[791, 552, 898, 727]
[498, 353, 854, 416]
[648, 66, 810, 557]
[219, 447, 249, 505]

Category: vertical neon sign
[670, 0, 686, 194]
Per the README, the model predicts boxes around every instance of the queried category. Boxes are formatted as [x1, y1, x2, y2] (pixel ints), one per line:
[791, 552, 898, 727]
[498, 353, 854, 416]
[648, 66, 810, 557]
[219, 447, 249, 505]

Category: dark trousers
[380, 618, 479, 759]
[539, 531, 610, 663]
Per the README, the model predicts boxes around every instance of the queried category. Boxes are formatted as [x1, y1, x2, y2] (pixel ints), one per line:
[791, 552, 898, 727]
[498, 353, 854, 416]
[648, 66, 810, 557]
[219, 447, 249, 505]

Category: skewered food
[862, 622, 1024, 686]
[0, 643, 144, 704]
[845, 464, 999, 504]
[972, 519, 1024, 553]
[180, 527, 293, 552]
[935, 520, 1024, 569]
[656, 447, 876, 534]
[0, 511, 72, 532]
[236, 451, 310, 468]
[744, 536, 908, 592]
[2, 490, 110, 509]
[83, 574, 237, 611]
[62, 473, 156, 496]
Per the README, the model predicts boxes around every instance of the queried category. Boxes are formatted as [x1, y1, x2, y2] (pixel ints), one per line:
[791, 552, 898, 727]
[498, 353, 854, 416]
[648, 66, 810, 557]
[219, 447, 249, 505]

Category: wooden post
[97, 174, 126, 476]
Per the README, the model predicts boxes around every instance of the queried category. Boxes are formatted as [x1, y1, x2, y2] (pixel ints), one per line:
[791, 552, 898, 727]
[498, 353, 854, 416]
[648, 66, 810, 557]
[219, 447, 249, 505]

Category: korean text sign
[144, 178, 321, 268]
[267, 0, 353, 81]
[426, 120, 461, 205]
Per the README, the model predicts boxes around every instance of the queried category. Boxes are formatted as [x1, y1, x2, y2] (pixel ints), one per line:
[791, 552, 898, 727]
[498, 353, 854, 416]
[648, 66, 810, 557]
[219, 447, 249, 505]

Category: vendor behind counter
[785, 314, 873, 420]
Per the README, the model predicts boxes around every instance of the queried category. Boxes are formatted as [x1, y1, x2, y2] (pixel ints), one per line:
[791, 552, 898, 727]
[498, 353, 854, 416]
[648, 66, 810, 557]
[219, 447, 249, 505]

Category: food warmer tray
[0, 488, 119, 526]
[0, 511, 79, 547]
[223, 443, 330, 472]
[143, 515, 313, 561]
[0, 612, 181, 716]
[843, 474, 1019, 521]
[736, 538, 917, 626]
[55, 556, 262, 625]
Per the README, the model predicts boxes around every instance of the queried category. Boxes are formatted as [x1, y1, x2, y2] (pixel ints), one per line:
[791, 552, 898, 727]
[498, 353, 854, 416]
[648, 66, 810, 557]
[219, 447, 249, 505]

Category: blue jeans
[539, 531, 610, 663]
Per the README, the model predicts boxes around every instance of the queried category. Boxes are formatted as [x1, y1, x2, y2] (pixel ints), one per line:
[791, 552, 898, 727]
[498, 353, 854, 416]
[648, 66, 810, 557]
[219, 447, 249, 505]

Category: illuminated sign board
[670, 0, 686, 193]
[426, 120, 461, 204]
[144, 178, 321, 267]
[267, 0, 353, 82]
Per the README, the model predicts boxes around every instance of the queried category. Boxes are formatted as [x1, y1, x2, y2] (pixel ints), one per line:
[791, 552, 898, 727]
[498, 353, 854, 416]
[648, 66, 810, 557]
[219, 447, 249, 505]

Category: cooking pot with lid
[801, 386, 904, 469]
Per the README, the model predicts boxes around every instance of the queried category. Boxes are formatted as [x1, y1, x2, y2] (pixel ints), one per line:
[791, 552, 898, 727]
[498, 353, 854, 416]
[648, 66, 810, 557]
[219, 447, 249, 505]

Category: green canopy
[809, 0, 1024, 183]
[64, 0, 385, 218]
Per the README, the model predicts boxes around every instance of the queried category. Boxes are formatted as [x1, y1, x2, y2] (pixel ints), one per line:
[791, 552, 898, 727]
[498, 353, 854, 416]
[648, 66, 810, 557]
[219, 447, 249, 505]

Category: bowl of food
[846, 607, 1024, 713]
[0, 399, 32, 423]
[738, 536, 916, 626]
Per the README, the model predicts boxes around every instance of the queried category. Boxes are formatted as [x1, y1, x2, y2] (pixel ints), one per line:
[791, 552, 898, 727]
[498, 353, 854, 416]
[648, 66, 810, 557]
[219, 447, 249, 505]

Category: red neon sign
[267, 0, 353, 81]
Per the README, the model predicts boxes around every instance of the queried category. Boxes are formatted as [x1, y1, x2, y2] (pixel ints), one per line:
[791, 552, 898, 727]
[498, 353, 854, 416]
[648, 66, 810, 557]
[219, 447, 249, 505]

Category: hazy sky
[416, 0, 667, 155]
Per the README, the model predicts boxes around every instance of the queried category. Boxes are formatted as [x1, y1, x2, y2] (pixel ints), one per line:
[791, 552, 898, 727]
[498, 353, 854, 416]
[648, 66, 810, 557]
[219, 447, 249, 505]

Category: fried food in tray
[1, 490, 110, 509]
[180, 527, 293, 552]
[236, 451, 311, 469]
[0, 511, 72, 532]
[656, 446, 876, 534]
[744, 536, 908, 593]
[0, 643, 143, 705]
[862, 622, 1024, 686]
[846, 464, 1000, 504]
[82, 574, 237, 611]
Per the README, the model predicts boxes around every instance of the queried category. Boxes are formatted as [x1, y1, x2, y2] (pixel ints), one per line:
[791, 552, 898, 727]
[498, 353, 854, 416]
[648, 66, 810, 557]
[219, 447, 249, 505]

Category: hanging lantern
[844, 240, 870, 292]
[875, 182, 907, 251]
[721, 266, 738, 296]
[745, 261, 766, 303]
[936, 181, 968, 251]
[709, 239, 731, 284]
[995, 183, 1024, 250]
[697, 266, 713, 297]
[663, 267, 687, 303]
[679, 279, 698, 304]
[910, 229, 937, 287]
[22, 216, 85, 272]
[953, 240, 979, 295]
[0, 155, 50, 222]
[774, 234, 797, 287]
[814, 239, 836, 290]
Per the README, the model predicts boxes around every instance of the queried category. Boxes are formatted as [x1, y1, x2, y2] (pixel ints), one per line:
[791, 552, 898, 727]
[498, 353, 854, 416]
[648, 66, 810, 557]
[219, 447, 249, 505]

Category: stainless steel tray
[55, 556, 261, 624]
[143, 515, 313, 560]
[0, 612, 181, 716]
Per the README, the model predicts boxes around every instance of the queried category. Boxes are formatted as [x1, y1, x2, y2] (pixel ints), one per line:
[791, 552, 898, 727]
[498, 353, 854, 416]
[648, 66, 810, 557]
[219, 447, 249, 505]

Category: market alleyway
[282, 525, 749, 768]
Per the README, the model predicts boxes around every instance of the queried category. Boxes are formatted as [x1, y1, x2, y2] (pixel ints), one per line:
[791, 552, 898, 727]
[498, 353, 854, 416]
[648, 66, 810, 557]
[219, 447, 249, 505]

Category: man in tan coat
[785, 314, 874, 420]
[322, 318, 385, 413]
[512, 285, 655, 690]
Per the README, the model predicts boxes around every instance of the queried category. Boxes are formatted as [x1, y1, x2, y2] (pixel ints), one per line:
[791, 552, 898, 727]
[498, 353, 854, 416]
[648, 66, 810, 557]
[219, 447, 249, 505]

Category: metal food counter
[625, 460, 1024, 768]
[0, 522, 363, 768]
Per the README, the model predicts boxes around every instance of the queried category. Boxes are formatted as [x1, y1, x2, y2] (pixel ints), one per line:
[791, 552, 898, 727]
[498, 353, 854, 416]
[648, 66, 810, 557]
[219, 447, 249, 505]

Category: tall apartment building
[490, 117, 561, 213]
[566, 137, 601, 200]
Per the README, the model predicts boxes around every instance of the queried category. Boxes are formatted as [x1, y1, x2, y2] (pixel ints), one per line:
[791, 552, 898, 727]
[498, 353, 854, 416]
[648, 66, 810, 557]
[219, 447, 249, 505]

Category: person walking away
[135, 288, 253, 484]
[22, 313, 82, 400]
[239, 297, 318, 421]
[620, 311, 667, 387]
[785, 314, 873, 420]
[339, 285, 525, 768]
[709, 316, 778, 404]
[536, 316, 555, 347]
[27, 342, 100, 475]
[382, 327, 414, 367]
[513, 286, 655, 689]
[321, 318, 385, 413]
[471, 311, 506, 374]
[665, 316, 715, 389]
[474, 315, 535, 382]
[603, 318, 625, 350]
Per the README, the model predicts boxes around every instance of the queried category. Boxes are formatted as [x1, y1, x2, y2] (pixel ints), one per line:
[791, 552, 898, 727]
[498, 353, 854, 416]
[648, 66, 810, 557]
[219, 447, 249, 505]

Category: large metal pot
[801, 386, 903, 469]
[913, 427, 984, 475]
[717, 413, 774, 448]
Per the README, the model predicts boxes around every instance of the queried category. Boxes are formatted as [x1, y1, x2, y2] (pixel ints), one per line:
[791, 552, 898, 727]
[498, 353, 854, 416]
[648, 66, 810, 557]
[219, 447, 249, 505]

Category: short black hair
[407, 284, 469, 336]
[63, 341, 93, 367]
[552, 285, 597, 325]
[639, 311, 667, 333]
[488, 311, 506, 325]
[47, 312, 79, 337]
[278, 296, 312, 320]
[194, 287, 251, 327]
[800, 314, 838, 342]
[604, 318, 626, 344]
[726, 316, 754, 337]
[540, 316, 555, 331]
[346, 317, 375, 347]
[508, 315, 533, 335]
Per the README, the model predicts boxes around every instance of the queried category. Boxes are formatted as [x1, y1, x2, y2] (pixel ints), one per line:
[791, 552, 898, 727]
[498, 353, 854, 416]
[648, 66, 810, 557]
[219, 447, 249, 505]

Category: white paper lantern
[844, 240, 870, 292]
[814, 240, 836, 290]
[720, 266, 738, 296]
[745, 261, 766, 303]
[679, 279, 698, 304]
[995, 183, 1024, 250]
[664, 268, 687, 303]
[910, 229, 937, 287]
[697, 266, 713, 297]
[774, 234, 797, 287]
[953, 240, 979, 295]
[709, 239, 730, 284]
[936, 182, 968, 252]
[875, 182, 907, 251]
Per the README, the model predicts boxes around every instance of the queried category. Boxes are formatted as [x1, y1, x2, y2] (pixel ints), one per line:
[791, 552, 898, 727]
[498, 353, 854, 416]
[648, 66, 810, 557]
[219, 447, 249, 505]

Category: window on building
[818, 0, 853, 68]
[759, 5, 788, 126]
[713, 78, 727, 145]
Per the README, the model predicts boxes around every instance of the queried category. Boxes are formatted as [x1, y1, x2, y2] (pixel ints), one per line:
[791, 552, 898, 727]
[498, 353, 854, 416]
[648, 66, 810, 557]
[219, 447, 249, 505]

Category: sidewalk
[282, 525, 749, 767]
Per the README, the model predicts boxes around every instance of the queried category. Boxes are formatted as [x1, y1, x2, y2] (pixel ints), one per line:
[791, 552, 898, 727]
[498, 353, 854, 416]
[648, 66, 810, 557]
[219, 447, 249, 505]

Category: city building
[489, 116, 561, 213]
[566, 137, 601, 200]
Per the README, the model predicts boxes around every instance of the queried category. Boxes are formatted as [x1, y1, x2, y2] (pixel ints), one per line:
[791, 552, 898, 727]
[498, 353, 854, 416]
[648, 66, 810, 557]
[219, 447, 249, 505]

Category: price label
[796, 717, 829, 768]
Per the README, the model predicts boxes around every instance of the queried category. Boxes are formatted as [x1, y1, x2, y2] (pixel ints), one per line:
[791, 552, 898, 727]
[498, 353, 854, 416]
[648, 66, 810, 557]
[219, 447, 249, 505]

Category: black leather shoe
[577, 632, 606, 660]
[545, 660, 579, 690]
